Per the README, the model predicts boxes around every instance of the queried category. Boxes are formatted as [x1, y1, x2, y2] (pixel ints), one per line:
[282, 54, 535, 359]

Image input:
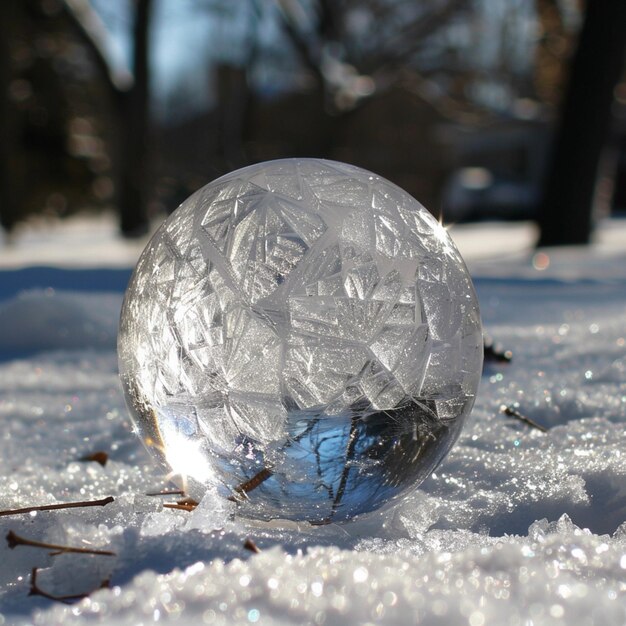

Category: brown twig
[243, 538, 261, 554]
[146, 489, 186, 497]
[0, 496, 114, 518]
[228, 468, 273, 502]
[501, 405, 548, 433]
[78, 451, 109, 467]
[484, 338, 513, 364]
[163, 497, 199, 512]
[29, 567, 110, 604]
[6, 531, 116, 556]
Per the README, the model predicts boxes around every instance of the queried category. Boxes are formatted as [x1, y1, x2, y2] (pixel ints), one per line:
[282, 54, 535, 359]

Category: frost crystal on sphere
[118, 159, 483, 523]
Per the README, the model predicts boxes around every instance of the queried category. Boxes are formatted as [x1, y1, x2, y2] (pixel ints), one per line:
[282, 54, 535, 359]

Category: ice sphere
[118, 159, 483, 523]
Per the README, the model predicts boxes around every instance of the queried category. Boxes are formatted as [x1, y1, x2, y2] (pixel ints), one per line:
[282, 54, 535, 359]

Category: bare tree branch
[61, 0, 131, 92]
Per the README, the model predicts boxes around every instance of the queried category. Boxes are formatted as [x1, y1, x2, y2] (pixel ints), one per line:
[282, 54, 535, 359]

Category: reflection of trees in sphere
[118, 159, 483, 523]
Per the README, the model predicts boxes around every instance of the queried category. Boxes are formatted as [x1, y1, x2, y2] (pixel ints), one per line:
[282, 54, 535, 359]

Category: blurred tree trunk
[614, 132, 626, 211]
[118, 0, 153, 237]
[0, 1, 16, 232]
[63, 0, 153, 237]
[537, 1, 626, 246]
[215, 64, 250, 171]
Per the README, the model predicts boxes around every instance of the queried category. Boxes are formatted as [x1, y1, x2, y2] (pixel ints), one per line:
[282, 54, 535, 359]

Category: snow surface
[1, 214, 626, 625]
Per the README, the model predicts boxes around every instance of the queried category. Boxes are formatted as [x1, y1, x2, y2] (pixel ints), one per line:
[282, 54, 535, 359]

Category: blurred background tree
[537, 0, 626, 246]
[1, 0, 119, 231]
[1, 0, 624, 242]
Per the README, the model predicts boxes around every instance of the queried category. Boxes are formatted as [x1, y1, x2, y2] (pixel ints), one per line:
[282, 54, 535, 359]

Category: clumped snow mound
[0, 289, 120, 355]
[1, 242, 626, 625]
[36, 518, 626, 626]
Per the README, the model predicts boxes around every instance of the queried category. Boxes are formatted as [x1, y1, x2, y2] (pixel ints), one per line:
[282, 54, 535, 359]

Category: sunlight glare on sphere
[118, 158, 483, 523]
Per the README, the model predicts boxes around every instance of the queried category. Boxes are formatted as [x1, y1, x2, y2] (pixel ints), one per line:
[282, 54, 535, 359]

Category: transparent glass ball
[118, 159, 482, 523]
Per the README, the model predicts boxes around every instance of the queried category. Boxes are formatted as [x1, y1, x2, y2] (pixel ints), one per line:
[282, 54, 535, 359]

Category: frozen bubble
[118, 159, 483, 523]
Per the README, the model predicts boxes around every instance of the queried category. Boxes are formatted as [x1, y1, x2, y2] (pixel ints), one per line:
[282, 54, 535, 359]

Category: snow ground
[1, 213, 626, 625]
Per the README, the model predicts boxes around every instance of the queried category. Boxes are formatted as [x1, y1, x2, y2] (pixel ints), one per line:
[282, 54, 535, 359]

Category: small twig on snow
[6, 530, 116, 556]
[78, 451, 109, 467]
[28, 567, 110, 604]
[501, 405, 548, 433]
[243, 538, 261, 554]
[0, 496, 114, 518]
[484, 337, 513, 364]
[163, 497, 199, 512]
[146, 489, 186, 497]
[228, 467, 273, 502]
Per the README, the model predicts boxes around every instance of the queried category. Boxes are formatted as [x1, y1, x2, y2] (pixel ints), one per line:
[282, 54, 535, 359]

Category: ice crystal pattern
[118, 159, 483, 522]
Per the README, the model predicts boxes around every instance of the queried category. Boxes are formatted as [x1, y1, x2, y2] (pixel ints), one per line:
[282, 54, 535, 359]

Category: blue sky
[89, 0, 297, 121]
